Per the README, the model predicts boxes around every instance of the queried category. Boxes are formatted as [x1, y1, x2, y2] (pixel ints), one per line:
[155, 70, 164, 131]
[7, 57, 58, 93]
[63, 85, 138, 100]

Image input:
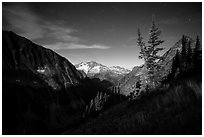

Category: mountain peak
[75, 61, 130, 75]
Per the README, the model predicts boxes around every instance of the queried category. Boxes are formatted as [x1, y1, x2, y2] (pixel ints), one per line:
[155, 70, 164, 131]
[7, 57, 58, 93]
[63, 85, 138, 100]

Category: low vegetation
[63, 77, 201, 135]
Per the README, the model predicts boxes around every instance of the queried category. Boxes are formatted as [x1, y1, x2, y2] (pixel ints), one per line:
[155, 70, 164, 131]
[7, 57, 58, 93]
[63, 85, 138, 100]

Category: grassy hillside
[62, 78, 202, 135]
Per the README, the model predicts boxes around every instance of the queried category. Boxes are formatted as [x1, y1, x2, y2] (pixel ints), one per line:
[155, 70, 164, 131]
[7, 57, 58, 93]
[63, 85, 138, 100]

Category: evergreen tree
[146, 18, 164, 88]
[192, 36, 202, 70]
[186, 41, 192, 70]
[137, 28, 147, 61]
[88, 99, 94, 113]
[171, 50, 180, 77]
[137, 29, 149, 91]
[103, 93, 108, 103]
[165, 50, 180, 82]
[94, 92, 100, 111]
[181, 35, 187, 72]
[137, 17, 164, 90]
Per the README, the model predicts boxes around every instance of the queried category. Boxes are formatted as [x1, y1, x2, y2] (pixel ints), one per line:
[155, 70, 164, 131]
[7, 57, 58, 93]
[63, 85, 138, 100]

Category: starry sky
[2, 2, 202, 69]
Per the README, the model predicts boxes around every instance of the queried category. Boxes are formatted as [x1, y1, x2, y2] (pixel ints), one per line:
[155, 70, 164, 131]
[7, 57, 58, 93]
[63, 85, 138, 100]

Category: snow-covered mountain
[75, 61, 109, 74]
[109, 66, 131, 74]
[75, 61, 130, 75]
[75, 61, 131, 85]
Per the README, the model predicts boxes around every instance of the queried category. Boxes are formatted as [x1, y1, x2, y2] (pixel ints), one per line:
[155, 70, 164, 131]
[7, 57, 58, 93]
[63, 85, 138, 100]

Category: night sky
[2, 2, 202, 68]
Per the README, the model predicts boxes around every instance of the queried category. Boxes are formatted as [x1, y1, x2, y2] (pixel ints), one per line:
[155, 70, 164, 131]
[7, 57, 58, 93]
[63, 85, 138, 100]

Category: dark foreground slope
[2, 31, 117, 134]
[63, 77, 202, 135]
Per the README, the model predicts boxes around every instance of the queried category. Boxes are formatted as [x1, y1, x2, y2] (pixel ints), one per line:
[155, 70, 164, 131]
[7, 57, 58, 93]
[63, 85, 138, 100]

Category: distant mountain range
[75, 61, 130, 75]
[75, 61, 130, 85]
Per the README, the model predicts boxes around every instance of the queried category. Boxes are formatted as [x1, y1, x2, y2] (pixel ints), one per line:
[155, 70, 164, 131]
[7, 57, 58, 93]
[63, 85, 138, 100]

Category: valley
[2, 30, 202, 135]
[2, 2, 202, 135]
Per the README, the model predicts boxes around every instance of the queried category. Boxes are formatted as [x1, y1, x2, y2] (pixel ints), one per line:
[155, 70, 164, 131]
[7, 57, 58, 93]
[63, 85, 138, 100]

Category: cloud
[42, 22, 82, 43]
[67, 44, 110, 49]
[3, 4, 82, 43]
[3, 4, 108, 50]
[3, 4, 44, 39]
[159, 18, 181, 25]
[126, 36, 137, 45]
[45, 42, 110, 50]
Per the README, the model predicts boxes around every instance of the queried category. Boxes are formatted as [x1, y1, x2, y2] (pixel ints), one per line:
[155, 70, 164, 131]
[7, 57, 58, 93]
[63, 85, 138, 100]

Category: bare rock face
[118, 65, 144, 96]
[158, 36, 194, 77]
[3, 31, 83, 90]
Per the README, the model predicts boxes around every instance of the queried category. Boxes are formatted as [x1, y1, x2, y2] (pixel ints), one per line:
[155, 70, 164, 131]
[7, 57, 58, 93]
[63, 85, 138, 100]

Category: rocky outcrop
[118, 65, 144, 95]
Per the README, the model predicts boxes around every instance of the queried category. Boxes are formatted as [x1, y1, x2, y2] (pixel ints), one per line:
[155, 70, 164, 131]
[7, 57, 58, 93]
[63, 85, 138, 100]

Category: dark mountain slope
[3, 31, 83, 90]
[2, 31, 113, 134]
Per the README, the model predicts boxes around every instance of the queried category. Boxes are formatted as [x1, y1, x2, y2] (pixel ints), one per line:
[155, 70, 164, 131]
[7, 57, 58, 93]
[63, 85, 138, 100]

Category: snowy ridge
[75, 61, 130, 75]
